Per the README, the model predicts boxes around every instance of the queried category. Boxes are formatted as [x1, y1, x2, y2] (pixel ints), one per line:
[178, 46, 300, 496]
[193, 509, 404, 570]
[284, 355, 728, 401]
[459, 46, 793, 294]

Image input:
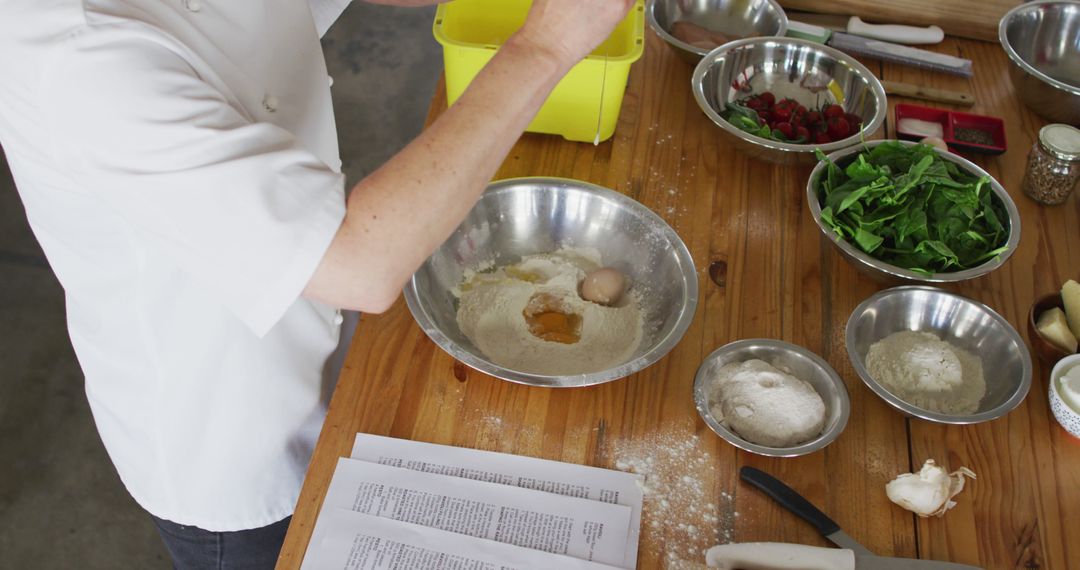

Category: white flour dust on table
[455, 248, 644, 375]
[866, 331, 986, 415]
[612, 432, 741, 567]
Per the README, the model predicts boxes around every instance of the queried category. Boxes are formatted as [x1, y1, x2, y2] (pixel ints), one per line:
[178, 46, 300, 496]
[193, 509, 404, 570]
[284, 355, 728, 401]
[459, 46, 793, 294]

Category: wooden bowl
[1028, 292, 1075, 366]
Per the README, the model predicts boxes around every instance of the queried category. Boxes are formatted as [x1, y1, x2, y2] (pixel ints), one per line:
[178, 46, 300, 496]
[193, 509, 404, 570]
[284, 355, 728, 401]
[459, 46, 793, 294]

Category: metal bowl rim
[403, 176, 700, 389]
[692, 338, 851, 457]
[845, 285, 1033, 424]
[645, 0, 790, 58]
[690, 37, 888, 153]
[998, 0, 1080, 97]
[806, 140, 1022, 282]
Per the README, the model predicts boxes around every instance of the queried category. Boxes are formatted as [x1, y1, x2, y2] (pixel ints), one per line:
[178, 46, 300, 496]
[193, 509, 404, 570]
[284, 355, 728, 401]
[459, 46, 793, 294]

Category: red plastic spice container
[894, 104, 1006, 155]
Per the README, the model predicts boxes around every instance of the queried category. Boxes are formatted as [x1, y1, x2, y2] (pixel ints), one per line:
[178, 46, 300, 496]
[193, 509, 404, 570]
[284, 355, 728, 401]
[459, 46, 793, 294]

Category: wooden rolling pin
[882, 80, 975, 106]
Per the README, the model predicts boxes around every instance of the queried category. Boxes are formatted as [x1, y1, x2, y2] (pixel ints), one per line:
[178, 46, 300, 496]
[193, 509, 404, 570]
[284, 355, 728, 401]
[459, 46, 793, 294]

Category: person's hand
[513, 0, 636, 71]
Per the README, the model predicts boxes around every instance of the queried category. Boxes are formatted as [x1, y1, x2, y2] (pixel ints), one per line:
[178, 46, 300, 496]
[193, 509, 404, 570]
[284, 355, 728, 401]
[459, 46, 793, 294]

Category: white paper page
[323, 458, 632, 568]
[300, 509, 622, 570]
[351, 433, 644, 568]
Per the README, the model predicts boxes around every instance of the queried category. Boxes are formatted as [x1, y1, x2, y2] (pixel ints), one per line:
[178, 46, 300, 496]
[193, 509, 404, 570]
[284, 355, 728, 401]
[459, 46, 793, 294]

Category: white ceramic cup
[1049, 353, 1080, 438]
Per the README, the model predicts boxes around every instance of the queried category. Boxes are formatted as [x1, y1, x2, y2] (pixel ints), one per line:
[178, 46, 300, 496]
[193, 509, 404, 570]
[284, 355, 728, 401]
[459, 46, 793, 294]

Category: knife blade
[856, 553, 983, 570]
[706, 543, 983, 570]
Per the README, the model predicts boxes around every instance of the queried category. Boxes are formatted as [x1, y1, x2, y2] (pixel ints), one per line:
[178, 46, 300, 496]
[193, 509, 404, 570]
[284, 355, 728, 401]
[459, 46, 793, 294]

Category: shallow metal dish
[846, 286, 1032, 424]
[807, 140, 1021, 283]
[692, 37, 887, 165]
[404, 177, 698, 388]
[646, 0, 788, 63]
[693, 339, 851, 457]
[999, 1, 1080, 125]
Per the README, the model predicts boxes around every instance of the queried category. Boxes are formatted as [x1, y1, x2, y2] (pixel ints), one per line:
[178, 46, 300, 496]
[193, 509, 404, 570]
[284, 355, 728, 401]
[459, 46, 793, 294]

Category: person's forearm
[304, 36, 570, 312]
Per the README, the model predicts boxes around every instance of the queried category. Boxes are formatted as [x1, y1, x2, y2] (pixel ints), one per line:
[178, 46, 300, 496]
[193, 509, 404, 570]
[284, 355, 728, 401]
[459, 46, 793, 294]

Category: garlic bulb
[885, 459, 976, 517]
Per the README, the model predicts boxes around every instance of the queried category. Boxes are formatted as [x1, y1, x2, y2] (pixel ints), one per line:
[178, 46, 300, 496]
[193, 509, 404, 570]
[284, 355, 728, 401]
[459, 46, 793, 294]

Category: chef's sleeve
[40, 35, 347, 338]
[309, 0, 353, 37]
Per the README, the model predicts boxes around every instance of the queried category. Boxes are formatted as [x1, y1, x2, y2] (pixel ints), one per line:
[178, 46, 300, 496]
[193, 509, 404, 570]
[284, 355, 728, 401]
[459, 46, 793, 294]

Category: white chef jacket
[0, 0, 356, 531]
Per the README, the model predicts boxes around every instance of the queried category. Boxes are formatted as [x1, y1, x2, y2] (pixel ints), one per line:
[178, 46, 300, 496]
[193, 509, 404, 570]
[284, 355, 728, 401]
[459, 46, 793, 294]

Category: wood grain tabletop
[277, 30, 1080, 570]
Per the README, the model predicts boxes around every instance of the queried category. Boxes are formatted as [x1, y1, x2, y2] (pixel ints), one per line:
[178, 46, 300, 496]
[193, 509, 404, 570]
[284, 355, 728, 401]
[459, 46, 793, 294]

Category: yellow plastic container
[433, 0, 645, 143]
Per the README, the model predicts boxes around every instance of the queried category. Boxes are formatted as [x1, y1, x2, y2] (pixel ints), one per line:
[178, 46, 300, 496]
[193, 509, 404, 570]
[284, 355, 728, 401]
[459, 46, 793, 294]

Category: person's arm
[303, 0, 634, 313]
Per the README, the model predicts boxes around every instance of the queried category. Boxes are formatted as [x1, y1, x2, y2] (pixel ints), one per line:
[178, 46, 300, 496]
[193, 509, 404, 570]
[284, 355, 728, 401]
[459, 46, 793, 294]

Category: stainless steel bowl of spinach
[807, 140, 1021, 282]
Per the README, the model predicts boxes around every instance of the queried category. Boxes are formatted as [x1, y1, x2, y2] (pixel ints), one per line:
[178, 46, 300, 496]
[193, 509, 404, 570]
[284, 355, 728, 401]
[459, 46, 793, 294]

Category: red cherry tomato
[775, 122, 795, 140]
[759, 91, 776, 106]
[827, 117, 851, 140]
[824, 104, 844, 120]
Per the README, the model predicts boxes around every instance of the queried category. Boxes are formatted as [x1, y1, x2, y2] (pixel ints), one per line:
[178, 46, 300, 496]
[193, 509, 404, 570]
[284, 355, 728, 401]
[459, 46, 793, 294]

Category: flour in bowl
[455, 248, 644, 375]
[865, 331, 985, 415]
[707, 359, 826, 448]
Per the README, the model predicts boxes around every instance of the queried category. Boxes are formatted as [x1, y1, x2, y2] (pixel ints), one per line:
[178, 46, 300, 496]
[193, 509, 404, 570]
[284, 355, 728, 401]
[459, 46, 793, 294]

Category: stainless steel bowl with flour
[846, 286, 1032, 424]
[405, 178, 698, 388]
[693, 339, 850, 457]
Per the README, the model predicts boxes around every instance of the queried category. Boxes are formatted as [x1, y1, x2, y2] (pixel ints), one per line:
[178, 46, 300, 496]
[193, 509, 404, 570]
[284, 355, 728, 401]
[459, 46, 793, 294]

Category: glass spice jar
[1021, 124, 1080, 205]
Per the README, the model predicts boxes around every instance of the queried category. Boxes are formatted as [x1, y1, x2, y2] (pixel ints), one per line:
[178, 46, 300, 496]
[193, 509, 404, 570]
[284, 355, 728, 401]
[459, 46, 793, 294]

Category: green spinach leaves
[815, 142, 1009, 275]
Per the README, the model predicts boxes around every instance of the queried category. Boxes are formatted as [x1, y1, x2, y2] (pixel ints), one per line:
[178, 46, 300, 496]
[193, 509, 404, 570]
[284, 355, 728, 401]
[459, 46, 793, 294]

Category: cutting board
[778, 0, 1022, 42]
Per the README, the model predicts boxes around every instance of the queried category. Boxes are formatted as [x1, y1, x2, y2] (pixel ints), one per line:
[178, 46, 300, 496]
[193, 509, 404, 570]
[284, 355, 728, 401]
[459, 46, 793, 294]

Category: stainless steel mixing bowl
[999, 1, 1080, 125]
[646, 0, 788, 63]
[692, 37, 887, 165]
[846, 286, 1032, 424]
[807, 140, 1021, 283]
[693, 339, 851, 457]
[404, 177, 698, 388]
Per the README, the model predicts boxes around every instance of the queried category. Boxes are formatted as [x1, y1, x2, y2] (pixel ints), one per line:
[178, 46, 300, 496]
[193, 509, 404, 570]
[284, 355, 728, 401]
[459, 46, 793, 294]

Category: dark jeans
[151, 514, 291, 570]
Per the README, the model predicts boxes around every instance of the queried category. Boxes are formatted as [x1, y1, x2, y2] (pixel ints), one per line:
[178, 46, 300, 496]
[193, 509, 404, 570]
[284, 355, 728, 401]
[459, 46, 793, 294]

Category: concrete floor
[0, 4, 441, 568]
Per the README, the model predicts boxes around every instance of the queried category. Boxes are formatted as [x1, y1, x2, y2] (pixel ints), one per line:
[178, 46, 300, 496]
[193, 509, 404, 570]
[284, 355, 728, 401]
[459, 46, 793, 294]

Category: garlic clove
[885, 459, 976, 517]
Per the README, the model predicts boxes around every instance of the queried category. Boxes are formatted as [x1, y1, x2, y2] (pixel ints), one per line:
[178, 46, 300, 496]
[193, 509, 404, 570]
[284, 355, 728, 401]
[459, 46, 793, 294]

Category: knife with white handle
[738, 467, 985, 570]
[706, 543, 855, 570]
[846, 16, 944, 45]
[706, 543, 984, 570]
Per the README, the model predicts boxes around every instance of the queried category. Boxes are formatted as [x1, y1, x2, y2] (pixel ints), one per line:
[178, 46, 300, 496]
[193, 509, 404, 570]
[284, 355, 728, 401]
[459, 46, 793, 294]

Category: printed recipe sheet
[300, 509, 623, 570]
[322, 458, 633, 567]
[351, 433, 644, 568]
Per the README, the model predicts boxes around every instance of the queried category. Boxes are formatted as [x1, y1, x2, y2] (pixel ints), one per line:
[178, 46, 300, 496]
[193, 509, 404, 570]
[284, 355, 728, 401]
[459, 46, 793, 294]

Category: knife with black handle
[740, 466, 872, 555]
[736, 466, 984, 570]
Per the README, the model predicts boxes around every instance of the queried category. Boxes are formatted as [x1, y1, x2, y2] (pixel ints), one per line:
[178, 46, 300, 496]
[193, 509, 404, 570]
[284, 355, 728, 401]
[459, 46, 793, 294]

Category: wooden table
[278, 32, 1080, 570]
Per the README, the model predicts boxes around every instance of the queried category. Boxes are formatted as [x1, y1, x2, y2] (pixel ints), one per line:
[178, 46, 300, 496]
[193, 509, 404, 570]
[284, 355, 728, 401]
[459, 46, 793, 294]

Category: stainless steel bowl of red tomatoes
[692, 37, 887, 165]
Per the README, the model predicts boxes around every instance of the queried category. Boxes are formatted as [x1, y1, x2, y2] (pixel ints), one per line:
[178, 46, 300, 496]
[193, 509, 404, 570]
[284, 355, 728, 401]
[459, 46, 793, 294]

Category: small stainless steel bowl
[692, 37, 887, 165]
[693, 339, 851, 457]
[846, 286, 1032, 424]
[807, 140, 1021, 283]
[404, 177, 698, 388]
[999, 1, 1080, 125]
[646, 0, 788, 64]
